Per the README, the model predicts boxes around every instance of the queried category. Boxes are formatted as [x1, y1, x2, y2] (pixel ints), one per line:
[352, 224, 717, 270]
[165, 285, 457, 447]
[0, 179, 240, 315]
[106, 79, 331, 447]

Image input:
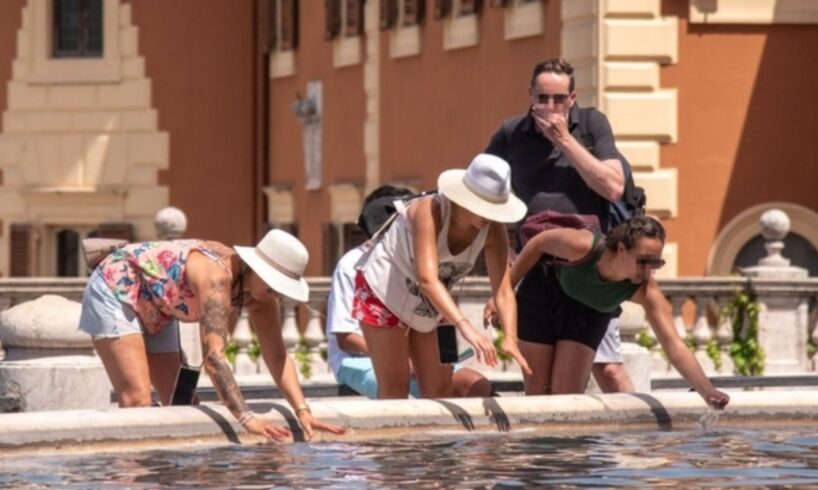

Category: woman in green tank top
[505, 216, 729, 410]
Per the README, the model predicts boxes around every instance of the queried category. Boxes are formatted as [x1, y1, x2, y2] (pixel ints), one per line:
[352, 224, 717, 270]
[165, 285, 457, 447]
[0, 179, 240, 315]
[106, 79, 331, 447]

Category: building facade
[0, 0, 817, 278]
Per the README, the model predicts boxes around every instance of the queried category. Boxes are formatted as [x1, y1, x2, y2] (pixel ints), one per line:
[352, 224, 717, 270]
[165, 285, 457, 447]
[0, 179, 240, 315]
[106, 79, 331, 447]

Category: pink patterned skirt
[352, 271, 402, 328]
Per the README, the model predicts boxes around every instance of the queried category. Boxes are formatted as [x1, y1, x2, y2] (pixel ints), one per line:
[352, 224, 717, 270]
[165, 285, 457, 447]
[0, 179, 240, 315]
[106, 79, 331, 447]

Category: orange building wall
[661, 1, 818, 275]
[379, 3, 561, 188]
[129, 0, 257, 246]
[269, 2, 366, 275]
[0, 0, 25, 130]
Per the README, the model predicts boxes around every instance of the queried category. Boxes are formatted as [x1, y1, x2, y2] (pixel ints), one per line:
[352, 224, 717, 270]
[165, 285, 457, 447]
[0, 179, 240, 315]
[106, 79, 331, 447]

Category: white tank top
[358, 194, 489, 332]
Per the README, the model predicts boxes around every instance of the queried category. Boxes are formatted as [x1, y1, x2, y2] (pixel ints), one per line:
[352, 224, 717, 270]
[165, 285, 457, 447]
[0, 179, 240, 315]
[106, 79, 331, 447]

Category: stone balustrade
[3, 275, 818, 381]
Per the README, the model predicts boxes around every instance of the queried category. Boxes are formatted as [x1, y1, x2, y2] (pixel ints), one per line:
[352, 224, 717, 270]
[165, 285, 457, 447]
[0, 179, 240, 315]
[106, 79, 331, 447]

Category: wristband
[294, 403, 311, 416]
[238, 410, 257, 426]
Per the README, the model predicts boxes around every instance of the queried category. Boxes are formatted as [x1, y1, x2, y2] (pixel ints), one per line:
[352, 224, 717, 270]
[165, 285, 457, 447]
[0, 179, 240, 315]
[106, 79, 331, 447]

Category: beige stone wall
[562, 0, 679, 277]
[0, 0, 168, 275]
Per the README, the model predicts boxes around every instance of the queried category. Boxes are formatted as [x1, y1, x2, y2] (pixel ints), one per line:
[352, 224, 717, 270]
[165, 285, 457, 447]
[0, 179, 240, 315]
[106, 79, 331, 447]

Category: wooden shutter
[269, 0, 278, 51]
[489, 0, 507, 7]
[97, 222, 134, 241]
[460, 0, 483, 15]
[325, 0, 342, 40]
[341, 222, 368, 253]
[403, 0, 426, 26]
[279, 0, 298, 50]
[322, 223, 340, 276]
[345, 0, 363, 37]
[380, 0, 398, 29]
[433, 0, 452, 19]
[9, 223, 39, 277]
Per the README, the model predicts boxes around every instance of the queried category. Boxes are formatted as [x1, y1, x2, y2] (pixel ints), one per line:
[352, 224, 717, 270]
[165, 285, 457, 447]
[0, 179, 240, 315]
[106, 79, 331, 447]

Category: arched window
[708, 203, 818, 277]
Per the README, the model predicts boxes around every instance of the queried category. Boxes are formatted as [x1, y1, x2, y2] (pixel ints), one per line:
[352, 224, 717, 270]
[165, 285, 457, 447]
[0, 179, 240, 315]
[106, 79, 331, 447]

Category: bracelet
[294, 403, 311, 416]
[237, 410, 257, 426]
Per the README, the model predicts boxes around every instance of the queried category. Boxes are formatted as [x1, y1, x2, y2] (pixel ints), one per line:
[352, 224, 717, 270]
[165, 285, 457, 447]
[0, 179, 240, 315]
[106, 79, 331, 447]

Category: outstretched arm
[251, 302, 346, 439]
[186, 254, 290, 441]
[509, 228, 595, 287]
[632, 278, 730, 409]
[410, 198, 498, 368]
[483, 222, 531, 375]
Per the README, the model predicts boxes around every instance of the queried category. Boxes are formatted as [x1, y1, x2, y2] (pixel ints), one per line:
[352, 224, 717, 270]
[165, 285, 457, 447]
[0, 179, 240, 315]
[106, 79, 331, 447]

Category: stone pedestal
[741, 209, 810, 374]
[0, 295, 111, 411]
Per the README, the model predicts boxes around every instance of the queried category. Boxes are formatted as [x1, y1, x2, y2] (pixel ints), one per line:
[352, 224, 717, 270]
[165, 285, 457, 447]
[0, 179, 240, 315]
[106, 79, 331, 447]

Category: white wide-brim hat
[234, 229, 310, 303]
[437, 153, 527, 224]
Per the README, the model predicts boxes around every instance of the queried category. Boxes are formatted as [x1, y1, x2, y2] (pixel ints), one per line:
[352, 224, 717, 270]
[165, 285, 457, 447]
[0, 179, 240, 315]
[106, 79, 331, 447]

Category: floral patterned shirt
[99, 240, 232, 334]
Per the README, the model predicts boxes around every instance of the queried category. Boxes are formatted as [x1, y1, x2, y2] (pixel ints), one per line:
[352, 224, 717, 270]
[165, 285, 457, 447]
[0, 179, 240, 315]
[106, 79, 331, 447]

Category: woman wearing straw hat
[354, 153, 533, 399]
[79, 229, 346, 441]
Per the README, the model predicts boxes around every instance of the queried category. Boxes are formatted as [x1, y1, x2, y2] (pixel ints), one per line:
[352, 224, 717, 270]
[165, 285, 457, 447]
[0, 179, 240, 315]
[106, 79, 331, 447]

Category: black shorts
[516, 265, 615, 350]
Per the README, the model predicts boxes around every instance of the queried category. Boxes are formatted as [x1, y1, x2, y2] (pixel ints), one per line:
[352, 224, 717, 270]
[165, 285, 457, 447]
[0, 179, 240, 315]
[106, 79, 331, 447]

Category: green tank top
[556, 231, 640, 313]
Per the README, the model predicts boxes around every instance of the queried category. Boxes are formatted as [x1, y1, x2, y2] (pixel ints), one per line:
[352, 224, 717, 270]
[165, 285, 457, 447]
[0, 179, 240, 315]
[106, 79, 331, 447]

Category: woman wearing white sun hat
[79, 229, 346, 441]
[353, 153, 533, 399]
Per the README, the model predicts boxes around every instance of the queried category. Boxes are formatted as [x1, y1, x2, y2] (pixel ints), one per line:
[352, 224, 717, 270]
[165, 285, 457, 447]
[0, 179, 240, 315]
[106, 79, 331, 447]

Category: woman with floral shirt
[80, 230, 345, 441]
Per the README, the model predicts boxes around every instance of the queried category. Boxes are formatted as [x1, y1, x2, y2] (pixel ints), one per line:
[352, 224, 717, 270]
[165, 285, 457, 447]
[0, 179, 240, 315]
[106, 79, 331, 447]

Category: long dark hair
[605, 216, 665, 251]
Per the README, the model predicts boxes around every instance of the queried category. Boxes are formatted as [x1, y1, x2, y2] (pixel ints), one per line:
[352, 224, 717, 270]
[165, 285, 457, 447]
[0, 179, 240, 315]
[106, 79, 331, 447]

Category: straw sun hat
[233, 229, 310, 303]
[437, 153, 526, 224]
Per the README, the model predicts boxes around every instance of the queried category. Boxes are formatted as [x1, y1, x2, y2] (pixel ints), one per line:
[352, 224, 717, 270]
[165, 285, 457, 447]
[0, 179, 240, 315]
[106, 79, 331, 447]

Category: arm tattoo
[201, 280, 248, 415]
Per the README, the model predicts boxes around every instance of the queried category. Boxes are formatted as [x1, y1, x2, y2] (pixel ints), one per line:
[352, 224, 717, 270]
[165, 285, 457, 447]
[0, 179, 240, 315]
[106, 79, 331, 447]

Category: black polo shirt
[484, 104, 620, 231]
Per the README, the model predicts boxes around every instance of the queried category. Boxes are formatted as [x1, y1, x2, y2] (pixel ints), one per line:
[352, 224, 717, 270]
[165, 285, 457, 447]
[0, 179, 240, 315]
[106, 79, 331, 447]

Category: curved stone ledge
[2, 391, 818, 455]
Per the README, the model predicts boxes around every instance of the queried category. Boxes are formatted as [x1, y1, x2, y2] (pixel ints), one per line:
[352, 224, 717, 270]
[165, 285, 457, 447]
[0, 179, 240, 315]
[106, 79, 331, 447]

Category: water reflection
[3, 428, 818, 488]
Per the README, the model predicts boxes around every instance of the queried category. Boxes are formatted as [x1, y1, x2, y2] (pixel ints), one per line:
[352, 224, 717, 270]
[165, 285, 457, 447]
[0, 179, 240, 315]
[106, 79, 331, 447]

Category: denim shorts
[78, 269, 179, 353]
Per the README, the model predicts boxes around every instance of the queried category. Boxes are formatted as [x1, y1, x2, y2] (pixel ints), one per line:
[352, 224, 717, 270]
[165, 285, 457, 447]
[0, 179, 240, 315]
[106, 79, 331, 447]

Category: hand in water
[704, 388, 730, 410]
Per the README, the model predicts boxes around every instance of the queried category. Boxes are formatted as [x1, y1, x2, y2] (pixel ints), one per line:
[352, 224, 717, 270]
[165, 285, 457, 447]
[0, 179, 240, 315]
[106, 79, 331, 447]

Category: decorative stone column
[0, 295, 111, 411]
[741, 209, 809, 374]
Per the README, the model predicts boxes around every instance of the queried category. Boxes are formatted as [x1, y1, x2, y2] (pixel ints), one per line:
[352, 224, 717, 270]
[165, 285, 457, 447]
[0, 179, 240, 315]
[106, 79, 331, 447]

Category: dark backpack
[519, 210, 604, 266]
[572, 108, 647, 226]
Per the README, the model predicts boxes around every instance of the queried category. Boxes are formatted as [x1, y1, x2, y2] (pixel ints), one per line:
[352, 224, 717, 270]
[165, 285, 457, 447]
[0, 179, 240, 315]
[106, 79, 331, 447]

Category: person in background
[327, 185, 491, 399]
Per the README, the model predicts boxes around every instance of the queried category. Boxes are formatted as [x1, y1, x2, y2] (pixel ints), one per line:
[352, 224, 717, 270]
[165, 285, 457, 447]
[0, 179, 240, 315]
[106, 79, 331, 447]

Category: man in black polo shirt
[484, 58, 635, 396]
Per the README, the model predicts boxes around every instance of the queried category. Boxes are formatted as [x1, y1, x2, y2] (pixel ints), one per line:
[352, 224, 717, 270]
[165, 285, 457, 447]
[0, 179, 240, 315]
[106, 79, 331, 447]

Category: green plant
[706, 339, 722, 372]
[721, 290, 764, 376]
[493, 328, 513, 362]
[637, 328, 656, 350]
[294, 338, 313, 380]
[225, 336, 261, 365]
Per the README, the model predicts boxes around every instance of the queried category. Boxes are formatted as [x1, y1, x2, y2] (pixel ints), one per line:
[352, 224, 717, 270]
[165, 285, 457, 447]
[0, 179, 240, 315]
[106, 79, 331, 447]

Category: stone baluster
[691, 296, 715, 374]
[231, 313, 257, 375]
[303, 301, 328, 378]
[280, 299, 300, 351]
[714, 295, 735, 374]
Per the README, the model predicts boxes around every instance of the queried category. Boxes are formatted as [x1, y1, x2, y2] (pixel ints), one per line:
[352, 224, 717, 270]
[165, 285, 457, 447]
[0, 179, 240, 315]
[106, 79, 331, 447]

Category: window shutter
[269, 0, 278, 51]
[344, 0, 363, 37]
[433, 0, 452, 19]
[460, 0, 483, 15]
[279, 0, 299, 50]
[97, 222, 134, 242]
[403, 0, 425, 26]
[380, 0, 398, 30]
[322, 223, 340, 276]
[489, 0, 507, 7]
[341, 222, 368, 254]
[325, 0, 342, 40]
[9, 223, 39, 277]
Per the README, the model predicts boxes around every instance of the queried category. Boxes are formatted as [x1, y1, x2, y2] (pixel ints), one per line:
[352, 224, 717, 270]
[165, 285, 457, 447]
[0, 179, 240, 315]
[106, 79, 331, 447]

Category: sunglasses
[636, 256, 666, 269]
[536, 93, 570, 104]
